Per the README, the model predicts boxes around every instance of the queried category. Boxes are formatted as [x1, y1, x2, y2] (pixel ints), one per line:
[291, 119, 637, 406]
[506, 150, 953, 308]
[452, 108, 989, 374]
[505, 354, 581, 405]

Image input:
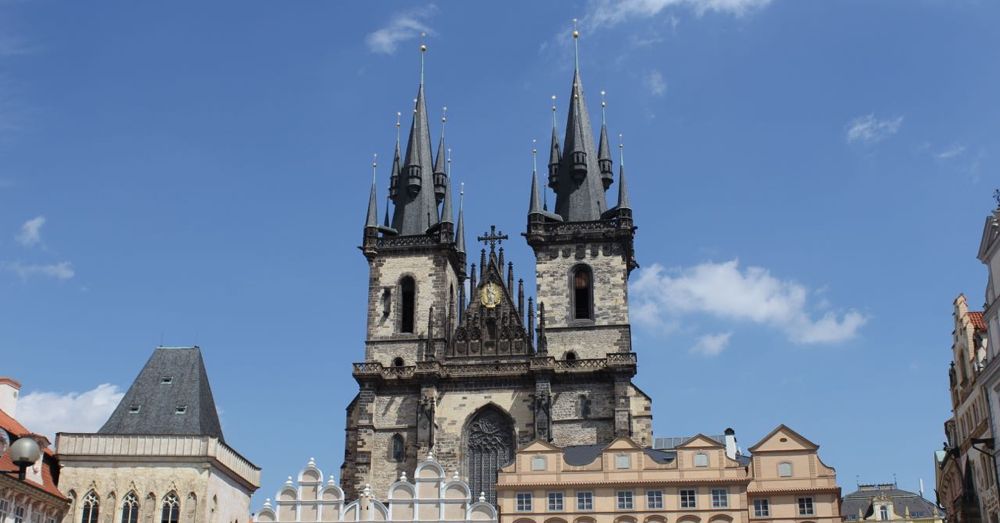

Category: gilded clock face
[480, 282, 502, 309]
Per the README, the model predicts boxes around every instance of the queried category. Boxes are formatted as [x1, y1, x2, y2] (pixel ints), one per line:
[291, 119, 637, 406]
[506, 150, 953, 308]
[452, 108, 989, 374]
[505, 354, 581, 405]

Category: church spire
[440, 149, 454, 225]
[433, 107, 448, 203]
[455, 183, 466, 254]
[365, 154, 379, 229]
[389, 112, 401, 201]
[392, 37, 439, 235]
[553, 21, 607, 222]
[528, 141, 543, 215]
[617, 134, 630, 210]
[597, 90, 613, 190]
[548, 95, 561, 190]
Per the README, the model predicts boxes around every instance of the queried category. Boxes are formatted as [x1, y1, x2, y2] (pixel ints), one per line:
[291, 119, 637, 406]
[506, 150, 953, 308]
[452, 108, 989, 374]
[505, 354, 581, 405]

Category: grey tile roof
[99, 347, 224, 442]
[561, 443, 677, 467]
[653, 435, 725, 449]
[842, 485, 944, 521]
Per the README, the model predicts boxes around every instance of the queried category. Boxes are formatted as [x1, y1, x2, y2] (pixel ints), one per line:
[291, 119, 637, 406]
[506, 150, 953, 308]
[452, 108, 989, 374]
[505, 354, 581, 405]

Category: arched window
[81, 491, 100, 523]
[121, 492, 139, 523]
[565, 351, 578, 361]
[777, 462, 793, 477]
[401, 277, 416, 333]
[579, 395, 591, 419]
[880, 506, 890, 521]
[161, 492, 180, 523]
[390, 434, 405, 462]
[392, 357, 405, 367]
[572, 266, 593, 320]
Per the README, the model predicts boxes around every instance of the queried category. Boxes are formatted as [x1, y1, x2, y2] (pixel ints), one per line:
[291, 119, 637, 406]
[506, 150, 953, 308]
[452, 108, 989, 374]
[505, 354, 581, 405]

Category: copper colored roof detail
[970, 311, 987, 332]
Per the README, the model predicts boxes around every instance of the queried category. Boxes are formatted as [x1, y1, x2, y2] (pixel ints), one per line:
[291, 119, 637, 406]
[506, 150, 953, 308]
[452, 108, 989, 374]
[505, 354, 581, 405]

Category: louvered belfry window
[466, 407, 515, 505]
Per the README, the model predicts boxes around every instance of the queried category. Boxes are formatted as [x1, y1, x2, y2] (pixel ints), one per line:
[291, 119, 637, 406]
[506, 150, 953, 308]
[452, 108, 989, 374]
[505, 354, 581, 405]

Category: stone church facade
[341, 34, 651, 505]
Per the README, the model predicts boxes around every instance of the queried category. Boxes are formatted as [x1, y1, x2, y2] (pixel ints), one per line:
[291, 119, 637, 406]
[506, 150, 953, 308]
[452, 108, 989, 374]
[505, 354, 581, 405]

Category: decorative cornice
[498, 477, 751, 489]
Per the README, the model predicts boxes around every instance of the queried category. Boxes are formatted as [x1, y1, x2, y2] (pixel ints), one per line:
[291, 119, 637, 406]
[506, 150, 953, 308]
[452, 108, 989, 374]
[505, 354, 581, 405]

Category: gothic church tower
[341, 33, 651, 505]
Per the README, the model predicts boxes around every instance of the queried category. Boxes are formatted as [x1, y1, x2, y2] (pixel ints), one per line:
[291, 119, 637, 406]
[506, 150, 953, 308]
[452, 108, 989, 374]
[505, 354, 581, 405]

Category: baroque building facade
[842, 483, 944, 523]
[494, 426, 840, 523]
[975, 197, 1000, 507]
[341, 33, 649, 504]
[254, 455, 496, 523]
[56, 347, 260, 523]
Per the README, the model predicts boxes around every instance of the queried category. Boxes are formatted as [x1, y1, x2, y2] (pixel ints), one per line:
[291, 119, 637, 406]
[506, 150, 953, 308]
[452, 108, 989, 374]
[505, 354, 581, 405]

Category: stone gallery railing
[353, 353, 637, 381]
[56, 433, 261, 487]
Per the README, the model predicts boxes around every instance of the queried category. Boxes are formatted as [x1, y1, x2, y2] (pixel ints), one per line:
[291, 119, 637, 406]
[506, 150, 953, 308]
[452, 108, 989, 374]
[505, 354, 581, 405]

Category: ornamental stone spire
[392, 41, 439, 235]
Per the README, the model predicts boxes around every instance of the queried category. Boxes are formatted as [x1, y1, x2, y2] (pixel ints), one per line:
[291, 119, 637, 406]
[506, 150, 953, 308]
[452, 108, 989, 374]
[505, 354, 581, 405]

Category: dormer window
[175, 406, 188, 415]
[572, 265, 593, 320]
[160, 376, 173, 385]
[880, 506, 890, 521]
[128, 405, 141, 414]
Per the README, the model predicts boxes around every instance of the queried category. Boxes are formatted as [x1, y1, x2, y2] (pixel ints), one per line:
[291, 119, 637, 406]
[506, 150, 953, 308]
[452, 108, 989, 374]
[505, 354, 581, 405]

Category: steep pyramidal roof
[392, 80, 438, 235]
[99, 347, 225, 442]
[553, 62, 608, 221]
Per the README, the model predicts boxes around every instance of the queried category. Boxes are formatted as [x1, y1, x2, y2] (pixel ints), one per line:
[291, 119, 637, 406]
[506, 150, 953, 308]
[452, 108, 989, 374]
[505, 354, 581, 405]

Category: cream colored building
[56, 347, 260, 523]
[495, 425, 840, 523]
[254, 454, 496, 523]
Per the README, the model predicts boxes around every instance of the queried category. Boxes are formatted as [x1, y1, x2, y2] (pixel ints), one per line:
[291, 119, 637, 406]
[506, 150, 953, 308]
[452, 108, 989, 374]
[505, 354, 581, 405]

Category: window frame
[646, 490, 664, 510]
[880, 506, 890, 521]
[516, 492, 533, 512]
[616, 490, 634, 510]
[615, 454, 631, 469]
[390, 433, 405, 462]
[577, 492, 594, 511]
[570, 265, 594, 321]
[81, 491, 100, 523]
[778, 462, 793, 477]
[121, 492, 140, 523]
[753, 499, 770, 517]
[798, 497, 814, 516]
[711, 488, 729, 508]
[694, 452, 709, 467]
[400, 276, 416, 333]
[680, 488, 697, 509]
[531, 456, 547, 471]
[161, 492, 180, 523]
[547, 492, 564, 512]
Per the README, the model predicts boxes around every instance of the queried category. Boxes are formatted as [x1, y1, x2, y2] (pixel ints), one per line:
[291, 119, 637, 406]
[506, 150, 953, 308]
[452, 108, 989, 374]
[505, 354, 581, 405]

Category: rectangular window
[0, 499, 9, 518]
[712, 489, 729, 508]
[798, 497, 814, 516]
[548, 492, 564, 511]
[680, 489, 697, 509]
[647, 490, 663, 509]
[14, 506, 25, 523]
[577, 492, 594, 511]
[516, 493, 533, 512]
[754, 499, 770, 517]
[617, 491, 634, 510]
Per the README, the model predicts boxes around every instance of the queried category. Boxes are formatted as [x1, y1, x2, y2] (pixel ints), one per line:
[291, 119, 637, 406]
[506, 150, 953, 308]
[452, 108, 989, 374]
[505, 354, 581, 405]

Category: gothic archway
[465, 405, 515, 505]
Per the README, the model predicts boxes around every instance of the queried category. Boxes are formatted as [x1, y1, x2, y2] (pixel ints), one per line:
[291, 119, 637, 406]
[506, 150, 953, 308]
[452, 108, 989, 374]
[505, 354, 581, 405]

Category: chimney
[0, 377, 21, 418]
[724, 427, 738, 460]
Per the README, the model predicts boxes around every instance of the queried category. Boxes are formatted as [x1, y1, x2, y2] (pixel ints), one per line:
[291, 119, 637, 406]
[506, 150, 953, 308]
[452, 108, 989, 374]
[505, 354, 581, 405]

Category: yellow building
[496, 426, 839, 523]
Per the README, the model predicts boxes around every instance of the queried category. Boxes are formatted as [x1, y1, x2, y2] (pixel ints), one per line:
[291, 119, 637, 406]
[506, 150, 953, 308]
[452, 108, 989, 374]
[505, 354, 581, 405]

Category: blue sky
[1, 0, 998, 509]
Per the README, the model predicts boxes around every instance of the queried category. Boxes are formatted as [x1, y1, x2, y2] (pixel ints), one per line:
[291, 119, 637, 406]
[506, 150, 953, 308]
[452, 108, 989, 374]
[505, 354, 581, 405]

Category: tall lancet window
[572, 265, 593, 320]
[390, 433, 405, 462]
[160, 492, 180, 523]
[401, 277, 416, 333]
[80, 491, 99, 523]
[121, 492, 139, 523]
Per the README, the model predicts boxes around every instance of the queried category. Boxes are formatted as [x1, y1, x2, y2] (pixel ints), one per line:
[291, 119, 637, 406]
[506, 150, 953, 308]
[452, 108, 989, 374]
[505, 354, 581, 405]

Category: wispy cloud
[845, 114, 903, 145]
[935, 143, 966, 160]
[632, 260, 867, 344]
[690, 332, 732, 356]
[365, 5, 437, 55]
[17, 384, 124, 439]
[15, 215, 44, 246]
[1, 261, 75, 280]
[645, 70, 667, 96]
[584, 0, 773, 30]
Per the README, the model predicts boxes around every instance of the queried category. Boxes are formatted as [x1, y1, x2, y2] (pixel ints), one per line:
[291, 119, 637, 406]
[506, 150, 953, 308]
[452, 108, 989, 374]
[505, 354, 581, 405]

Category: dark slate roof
[562, 443, 677, 467]
[392, 82, 439, 236]
[553, 67, 608, 222]
[99, 347, 225, 442]
[654, 435, 725, 449]
[842, 484, 944, 521]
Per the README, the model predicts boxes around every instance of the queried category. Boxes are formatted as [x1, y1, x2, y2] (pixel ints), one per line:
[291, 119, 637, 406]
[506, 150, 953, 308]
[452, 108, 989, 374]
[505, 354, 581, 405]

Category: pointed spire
[548, 95, 561, 190]
[433, 107, 448, 202]
[365, 154, 379, 228]
[393, 39, 438, 235]
[529, 141, 543, 215]
[383, 196, 391, 228]
[617, 134, 630, 210]
[598, 90, 613, 189]
[455, 182, 466, 253]
[440, 149, 454, 225]
[389, 112, 402, 201]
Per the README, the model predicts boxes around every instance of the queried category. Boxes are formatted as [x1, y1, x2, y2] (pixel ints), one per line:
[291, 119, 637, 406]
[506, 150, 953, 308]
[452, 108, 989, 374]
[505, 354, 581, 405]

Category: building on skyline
[494, 425, 840, 523]
[975, 197, 1000, 507]
[253, 454, 496, 523]
[342, 29, 647, 504]
[0, 377, 70, 523]
[55, 347, 260, 523]
[842, 483, 943, 523]
[935, 294, 995, 523]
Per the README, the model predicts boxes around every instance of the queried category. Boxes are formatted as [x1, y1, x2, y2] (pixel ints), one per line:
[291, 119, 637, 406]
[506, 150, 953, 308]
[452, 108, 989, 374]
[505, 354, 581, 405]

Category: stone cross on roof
[477, 225, 508, 252]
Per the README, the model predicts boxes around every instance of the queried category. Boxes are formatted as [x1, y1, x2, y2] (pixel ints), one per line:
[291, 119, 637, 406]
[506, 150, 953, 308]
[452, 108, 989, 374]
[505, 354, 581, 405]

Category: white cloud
[1, 261, 75, 280]
[584, 0, 772, 29]
[17, 384, 124, 439]
[365, 5, 437, 55]
[15, 215, 44, 246]
[935, 143, 966, 160]
[690, 332, 732, 356]
[845, 114, 903, 145]
[645, 70, 667, 96]
[631, 260, 867, 344]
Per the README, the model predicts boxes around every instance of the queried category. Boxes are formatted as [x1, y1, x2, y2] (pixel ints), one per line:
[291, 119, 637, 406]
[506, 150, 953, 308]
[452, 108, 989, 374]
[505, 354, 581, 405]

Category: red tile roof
[970, 311, 988, 332]
[0, 409, 67, 500]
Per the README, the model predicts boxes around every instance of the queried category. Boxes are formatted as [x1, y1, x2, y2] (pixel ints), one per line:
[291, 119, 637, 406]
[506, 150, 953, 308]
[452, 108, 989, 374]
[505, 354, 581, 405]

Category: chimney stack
[724, 427, 738, 460]
[0, 377, 21, 418]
